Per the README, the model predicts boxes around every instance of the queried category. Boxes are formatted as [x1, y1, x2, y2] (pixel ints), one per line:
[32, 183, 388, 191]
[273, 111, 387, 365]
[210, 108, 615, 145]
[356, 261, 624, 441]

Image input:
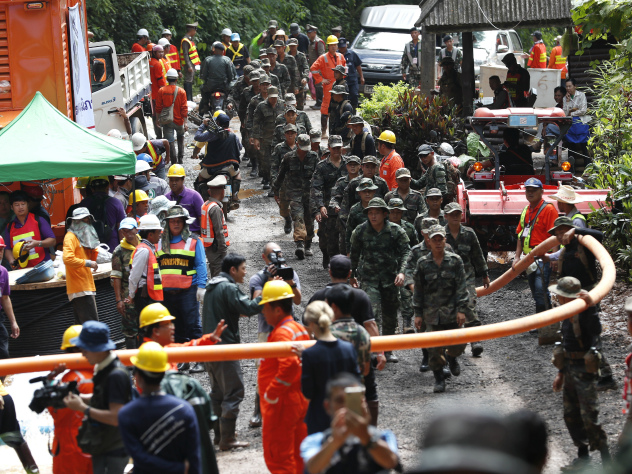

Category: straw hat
[549, 185, 583, 204]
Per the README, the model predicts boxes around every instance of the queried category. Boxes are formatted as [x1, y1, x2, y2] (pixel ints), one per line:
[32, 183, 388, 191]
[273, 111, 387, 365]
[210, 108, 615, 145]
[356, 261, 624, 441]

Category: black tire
[129, 116, 145, 137]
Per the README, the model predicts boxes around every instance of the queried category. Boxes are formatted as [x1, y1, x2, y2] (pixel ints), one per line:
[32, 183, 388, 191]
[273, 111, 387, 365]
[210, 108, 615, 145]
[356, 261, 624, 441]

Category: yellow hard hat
[167, 164, 186, 178]
[61, 325, 83, 350]
[89, 176, 109, 185]
[75, 177, 91, 189]
[213, 110, 226, 119]
[130, 341, 171, 373]
[326, 35, 339, 45]
[128, 189, 149, 205]
[12, 241, 29, 268]
[139, 303, 176, 328]
[377, 130, 396, 144]
[258, 280, 295, 305]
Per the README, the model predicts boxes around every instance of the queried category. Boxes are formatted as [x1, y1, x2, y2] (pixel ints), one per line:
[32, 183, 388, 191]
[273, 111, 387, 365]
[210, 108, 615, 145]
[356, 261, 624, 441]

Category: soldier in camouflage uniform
[267, 47, 290, 97]
[246, 73, 270, 177]
[288, 37, 310, 110]
[239, 70, 260, 167]
[330, 155, 362, 253]
[349, 197, 410, 363]
[550, 277, 610, 470]
[228, 64, 254, 119]
[111, 218, 140, 348]
[387, 198, 418, 334]
[338, 156, 389, 221]
[328, 85, 353, 142]
[414, 188, 446, 239]
[445, 202, 489, 357]
[384, 168, 426, 223]
[271, 123, 297, 234]
[400, 27, 422, 88]
[273, 134, 319, 259]
[438, 56, 463, 108]
[253, 85, 284, 189]
[345, 178, 377, 253]
[276, 93, 313, 135]
[309, 128, 324, 159]
[275, 40, 300, 96]
[411, 144, 448, 199]
[273, 105, 306, 148]
[310, 135, 346, 268]
[261, 59, 281, 93]
[413, 224, 468, 392]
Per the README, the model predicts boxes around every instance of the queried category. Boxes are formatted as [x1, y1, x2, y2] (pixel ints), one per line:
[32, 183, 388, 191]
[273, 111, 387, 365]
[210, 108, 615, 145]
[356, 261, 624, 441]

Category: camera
[28, 376, 80, 414]
[267, 250, 295, 281]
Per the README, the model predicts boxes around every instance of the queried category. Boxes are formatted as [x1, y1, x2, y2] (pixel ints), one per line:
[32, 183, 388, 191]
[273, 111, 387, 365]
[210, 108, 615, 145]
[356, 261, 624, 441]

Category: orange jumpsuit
[149, 57, 167, 98]
[310, 52, 346, 115]
[258, 316, 310, 474]
[548, 45, 567, 79]
[48, 370, 94, 474]
[527, 42, 547, 69]
[143, 334, 218, 371]
[380, 150, 405, 190]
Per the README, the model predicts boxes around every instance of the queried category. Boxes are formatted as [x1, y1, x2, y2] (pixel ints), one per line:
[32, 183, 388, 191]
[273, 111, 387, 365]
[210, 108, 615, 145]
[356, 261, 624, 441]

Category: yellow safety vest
[180, 37, 201, 66]
[228, 43, 244, 62]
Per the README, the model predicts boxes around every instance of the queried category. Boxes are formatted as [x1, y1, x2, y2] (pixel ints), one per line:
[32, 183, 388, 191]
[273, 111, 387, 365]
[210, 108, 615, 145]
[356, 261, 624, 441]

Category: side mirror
[497, 45, 509, 53]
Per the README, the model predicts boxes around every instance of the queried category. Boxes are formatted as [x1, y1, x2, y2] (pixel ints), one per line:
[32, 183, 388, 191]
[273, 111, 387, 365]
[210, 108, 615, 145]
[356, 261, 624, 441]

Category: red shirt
[149, 58, 167, 98]
[132, 43, 147, 53]
[516, 199, 558, 250]
[156, 84, 188, 126]
[380, 150, 404, 190]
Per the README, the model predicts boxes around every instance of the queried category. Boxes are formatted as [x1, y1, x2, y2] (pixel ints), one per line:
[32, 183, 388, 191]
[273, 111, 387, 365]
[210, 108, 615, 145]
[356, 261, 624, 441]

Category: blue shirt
[118, 394, 201, 474]
[170, 235, 208, 288]
[343, 50, 362, 81]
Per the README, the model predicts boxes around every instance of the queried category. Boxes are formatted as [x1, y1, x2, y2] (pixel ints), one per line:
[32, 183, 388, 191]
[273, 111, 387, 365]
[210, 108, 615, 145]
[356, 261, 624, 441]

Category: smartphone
[344, 386, 365, 416]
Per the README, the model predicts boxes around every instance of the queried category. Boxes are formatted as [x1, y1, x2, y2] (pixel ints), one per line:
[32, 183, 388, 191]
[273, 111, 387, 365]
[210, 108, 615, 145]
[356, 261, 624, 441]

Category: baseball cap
[328, 254, 351, 274]
[549, 276, 581, 299]
[268, 20, 278, 29]
[328, 135, 343, 147]
[387, 198, 406, 211]
[428, 224, 446, 238]
[418, 144, 433, 155]
[395, 168, 411, 179]
[119, 217, 138, 230]
[346, 155, 361, 164]
[267, 86, 279, 98]
[261, 58, 271, 66]
[524, 177, 543, 188]
[362, 155, 380, 165]
[444, 202, 463, 214]
[309, 129, 322, 143]
[426, 188, 442, 197]
[284, 105, 298, 115]
[266, 47, 277, 56]
[339, 38, 348, 48]
[231, 33, 240, 41]
[357, 178, 378, 192]
[284, 93, 297, 105]
[297, 134, 311, 151]
[284, 123, 298, 133]
[249, 70, 261, 81]
[260, 74, 271, 84]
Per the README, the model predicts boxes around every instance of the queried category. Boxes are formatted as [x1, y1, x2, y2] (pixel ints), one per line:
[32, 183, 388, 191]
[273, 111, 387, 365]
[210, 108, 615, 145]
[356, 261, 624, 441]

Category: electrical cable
[472, 0, 525, 31]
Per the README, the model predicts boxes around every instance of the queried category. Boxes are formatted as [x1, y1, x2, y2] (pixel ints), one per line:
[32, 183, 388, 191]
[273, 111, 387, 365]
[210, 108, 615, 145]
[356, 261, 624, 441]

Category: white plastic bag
[96, 243, 112, 264]
[55, 251, 66, 279]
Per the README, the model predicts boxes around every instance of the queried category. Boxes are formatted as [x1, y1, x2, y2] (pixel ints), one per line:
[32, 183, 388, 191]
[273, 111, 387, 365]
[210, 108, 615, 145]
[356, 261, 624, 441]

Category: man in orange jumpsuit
[258, 280, 310, 474]
[527, 31, 547, 69]
[46, 325, 94, 474]
[376, 130, 404, 190]
[548, 35, 567, 80]
[310, 36, 346, 138]
[149, 44, 168, 139]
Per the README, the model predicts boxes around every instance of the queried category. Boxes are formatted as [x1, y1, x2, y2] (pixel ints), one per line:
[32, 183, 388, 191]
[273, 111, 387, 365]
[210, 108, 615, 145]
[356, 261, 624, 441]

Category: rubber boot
[232, 179, 242, 203]
[177, 135, 185, 164]
[367, 400, 379, 427]
[169, 141, 177, 165]
[249, 393, 262, 428]
[419, 349, 429, 372]
[322, 251, 330, 270]
[447, 355, 461, 376]
[305, 240, 313, 257]
[284, 216, 292, 234]
[15, 442, 39, 473]
[125, 337, 137, 349]
[219, 418, 249, 451]
[295, 241, 305, 260]
[433, 370, 446, 393]
[471, 341, 484, 357]
[321, 115, 328, 138]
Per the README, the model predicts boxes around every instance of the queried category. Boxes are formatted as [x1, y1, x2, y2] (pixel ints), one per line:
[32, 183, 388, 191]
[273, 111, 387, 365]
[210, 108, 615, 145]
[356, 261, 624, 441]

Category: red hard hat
[0, 235, 5, 248]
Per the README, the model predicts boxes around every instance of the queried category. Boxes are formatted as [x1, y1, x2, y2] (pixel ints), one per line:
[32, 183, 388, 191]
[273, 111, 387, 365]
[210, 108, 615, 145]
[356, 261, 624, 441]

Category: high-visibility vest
[9, 214, 45, 267]
[146, 140, 163, 168]
[549, 45, 567, 79]
[505, 71, 526, 100]
[519, 201, 553, 254]
[160, 57, 171, 77]
[92, 57, 106, 82]
[528, 42, 547, 68]
[200, 201, 230, 248]
[180, 37, 201, 67]
[227, 43, 245, 62]
[165, 45, 181, 70]
[156, 236, 199, 289]
[130, 242, 164, 301]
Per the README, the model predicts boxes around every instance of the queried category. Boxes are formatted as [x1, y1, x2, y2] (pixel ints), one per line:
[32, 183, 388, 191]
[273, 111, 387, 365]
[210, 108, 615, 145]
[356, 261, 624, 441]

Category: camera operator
[44, 325, 94, 474]
[247, 241, 302, 427]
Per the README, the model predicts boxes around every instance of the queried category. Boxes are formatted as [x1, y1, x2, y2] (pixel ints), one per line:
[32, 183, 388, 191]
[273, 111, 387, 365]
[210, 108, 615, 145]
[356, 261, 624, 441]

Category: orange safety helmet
[146, 42, 156, 52]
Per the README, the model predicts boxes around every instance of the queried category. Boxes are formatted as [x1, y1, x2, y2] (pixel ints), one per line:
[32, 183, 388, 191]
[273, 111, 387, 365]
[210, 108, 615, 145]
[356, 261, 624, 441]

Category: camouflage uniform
[414, 210, 446, 240]
[111, 242, 138, 338]
[270, 61, 291, 97]
[310, 150, 347, 261]
[384, 188, 427, 223]
[292, 51, 310, 110]
[401, 40, 422, 88]
[246, 87, 267, 173]
[252, 94, 285, 183]
[339, 175, 389, 222]
[411, 163, 448, 197]
[228, 74, 248, 117]
[275, 110, 313, 138]
[329, 174, 356, 254]
[350, 213, 411, 336]
[328, 90, 353, 141]
[413, 249, 468, 371]
[272, 145, 319, 245]
[280, 54, 300, 96]
[346, 202, 369, 254]
[393, 219, 418, 330]
[330, 318, 372, 372]
[271, 140, 296, 221]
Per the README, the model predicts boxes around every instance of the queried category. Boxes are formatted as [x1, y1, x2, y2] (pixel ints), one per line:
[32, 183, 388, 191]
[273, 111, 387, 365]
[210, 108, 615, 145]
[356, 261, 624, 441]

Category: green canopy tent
[0, 92, 136, 181]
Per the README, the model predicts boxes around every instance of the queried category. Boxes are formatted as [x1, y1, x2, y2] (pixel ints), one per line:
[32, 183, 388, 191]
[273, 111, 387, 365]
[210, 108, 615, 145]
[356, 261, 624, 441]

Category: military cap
[186, 22, 199, 28]
[626, 296, 632, 313]
[428, 224, 446, 238]
[524, 177, 543, 188]
[267, 47, 277, 56]
[440, 56, 455, 66]
[273, 39, 285, 48]
[306, 24, 318, 33]
[409, 26, 419, 32]
[284, 123, 298, 133]
[395, 168, 411, 179]
[330, 84, 348, 95]
[259, 73, 271, 84]
[420, 217, 439, 233]
[328, 135, 343, 147]
[259, 50, 269, 58]
[444, 202, 463, 214]
[284, 106, 298, 115]
[287, 38, 299, 46]
[364, 197, 388, 213]
[268, 20, 278, 29]
[284, 93, 297, 104]
[297, 134, 311, 151]
[357, 178, 378, 192]
[331, 65, 347, 76]
[261, 58, 271, 67]
[309, 129, 322, 142]
[387, 198, 406, 211]
[346, 155, 361, 164]
[547, 216, 576, 235]
[418, 144, 434, 155]
[331, 25, 342, 33]
[207, 175, 227, 187]
[243, 65, 254, 76]
[362, 155, 380, 165]
[549, 276, 581, 299]
[426, 188, 442, 197]
[251, 59, 262, 68]
[346, 115, 364, 126]
[267, 86, 279, 97]
[249, 70, 261, 81]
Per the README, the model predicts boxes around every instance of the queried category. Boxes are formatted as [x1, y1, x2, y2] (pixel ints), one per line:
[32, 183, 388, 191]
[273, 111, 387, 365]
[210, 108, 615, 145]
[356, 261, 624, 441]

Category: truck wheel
[130, 116, 146, 137]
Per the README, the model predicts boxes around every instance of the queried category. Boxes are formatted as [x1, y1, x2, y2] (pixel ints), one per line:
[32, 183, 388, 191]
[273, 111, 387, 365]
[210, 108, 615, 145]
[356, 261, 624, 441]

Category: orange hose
[0, 235, 614, 376]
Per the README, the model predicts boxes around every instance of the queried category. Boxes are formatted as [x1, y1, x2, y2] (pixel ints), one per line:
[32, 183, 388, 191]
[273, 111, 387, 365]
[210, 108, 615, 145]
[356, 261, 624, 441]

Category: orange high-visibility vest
[200, 201, 230, 248]
[130, 242, 164, 301]
[165, 44, 181, 71]
[548, 45, 567, 79]
[9, 214, 45, 267]
[527, 42, 547, 68]
[180, 37, 201, 66]
[156, 236, 199, 289]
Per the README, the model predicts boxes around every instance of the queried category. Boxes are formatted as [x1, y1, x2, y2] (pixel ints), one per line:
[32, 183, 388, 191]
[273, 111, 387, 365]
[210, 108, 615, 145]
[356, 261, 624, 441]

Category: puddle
[239, 189, 265, 199]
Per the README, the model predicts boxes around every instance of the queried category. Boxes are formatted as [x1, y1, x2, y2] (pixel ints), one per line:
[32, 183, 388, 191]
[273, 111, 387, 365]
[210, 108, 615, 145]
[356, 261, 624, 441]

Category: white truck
[89, 41, 152, 137]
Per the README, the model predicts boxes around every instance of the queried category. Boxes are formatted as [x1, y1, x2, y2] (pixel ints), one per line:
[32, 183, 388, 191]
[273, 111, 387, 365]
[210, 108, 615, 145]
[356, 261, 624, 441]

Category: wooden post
[420, 27, 436, 96]
[461, 32, 475, 117]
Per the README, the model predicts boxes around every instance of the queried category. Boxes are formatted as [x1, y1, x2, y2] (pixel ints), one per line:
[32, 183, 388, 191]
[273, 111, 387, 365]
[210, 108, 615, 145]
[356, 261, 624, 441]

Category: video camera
[267, 250, 295, 281]
[28, 376, 80, 414]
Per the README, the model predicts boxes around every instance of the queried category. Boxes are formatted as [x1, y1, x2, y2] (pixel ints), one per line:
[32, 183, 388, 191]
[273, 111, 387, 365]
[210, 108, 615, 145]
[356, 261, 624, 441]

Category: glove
[197, 287, 206, 302]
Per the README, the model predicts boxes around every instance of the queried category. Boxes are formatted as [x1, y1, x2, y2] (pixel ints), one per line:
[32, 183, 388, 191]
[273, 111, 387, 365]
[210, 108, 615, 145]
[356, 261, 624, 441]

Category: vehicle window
[89, 47, 115, 92]
[509, 31, 523, 52]
[472, 31, 500, 55]
[499, 34, 509, 47]
[353, 31, 411, 53]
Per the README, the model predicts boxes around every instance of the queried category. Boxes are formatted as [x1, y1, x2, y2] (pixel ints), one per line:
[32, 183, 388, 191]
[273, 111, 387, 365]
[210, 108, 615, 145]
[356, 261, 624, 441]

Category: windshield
[473, 31, 499, 54]
[353, 31, 411, 52]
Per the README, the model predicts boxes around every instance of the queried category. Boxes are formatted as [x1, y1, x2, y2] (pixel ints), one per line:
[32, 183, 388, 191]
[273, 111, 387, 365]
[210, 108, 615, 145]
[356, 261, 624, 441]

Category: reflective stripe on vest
[200, 201, 230, 247]
[228, 43, 244, 62]
[160, 58, 170, 77]
[156, 237, 198, 289]
[130, 242, 164, 300]
[278, 317, 309, 341]
[146, 141, 162, 168]
[505, 72, 522, 99]
[165, 45, 180, 70]
[10, 214, 45, 266]
[519, 201, 551, 255]
[180, 37, 201, 66]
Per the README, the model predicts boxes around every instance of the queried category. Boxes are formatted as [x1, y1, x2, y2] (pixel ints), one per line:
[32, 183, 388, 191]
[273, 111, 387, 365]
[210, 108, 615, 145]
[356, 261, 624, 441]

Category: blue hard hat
[524, 177, 543, 188]
[231, 33, 240, 42]
[71, 321, 116, 352]
[215, 113, 231, 127]
[137, 153, 153, 164]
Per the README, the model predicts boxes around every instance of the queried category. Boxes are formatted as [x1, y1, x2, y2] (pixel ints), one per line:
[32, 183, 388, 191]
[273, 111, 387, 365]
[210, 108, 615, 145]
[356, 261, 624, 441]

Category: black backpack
[88, 194, 113, 245]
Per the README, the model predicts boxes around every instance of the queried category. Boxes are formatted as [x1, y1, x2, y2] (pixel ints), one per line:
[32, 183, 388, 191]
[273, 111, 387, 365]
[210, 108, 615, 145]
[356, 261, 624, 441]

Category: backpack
[158, 86, 178, 126]
[88, 194, 113, 244]
[442, 160, 461, 204]
[161, 372, 215, 422]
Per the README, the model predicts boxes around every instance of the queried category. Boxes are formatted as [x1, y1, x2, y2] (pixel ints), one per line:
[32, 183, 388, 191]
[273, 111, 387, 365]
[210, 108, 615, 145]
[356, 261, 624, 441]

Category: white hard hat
[162, 28, 172, 36]
[157, 38, 170, 47]
[132, 133, 147, 151]
[439, 142, 455, 156]
[221, 28, 232, 36]
[166, 69, 178, 79]
[135, 160, 151, 174]
[137, 28, 149, 37]
[107, 129, 122, 139]
[138, 214, 163, 231]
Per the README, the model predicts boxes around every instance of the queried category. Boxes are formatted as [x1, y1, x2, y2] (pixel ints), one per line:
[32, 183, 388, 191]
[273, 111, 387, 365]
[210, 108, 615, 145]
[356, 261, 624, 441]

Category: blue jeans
[164, 286, 203, 343]
[527, 260, 552, 312]
[154, 165, 166, 180]
[347, 78, 359, 109]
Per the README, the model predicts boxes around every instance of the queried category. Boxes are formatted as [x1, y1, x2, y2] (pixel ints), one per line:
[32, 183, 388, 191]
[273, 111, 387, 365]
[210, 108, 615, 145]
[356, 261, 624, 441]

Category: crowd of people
[0, 18, 627, 474]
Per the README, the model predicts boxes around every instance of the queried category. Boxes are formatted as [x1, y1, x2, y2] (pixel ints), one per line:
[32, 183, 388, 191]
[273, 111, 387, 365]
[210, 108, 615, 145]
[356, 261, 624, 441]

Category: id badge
[521, 226, 530, 240]
[412, 58, 418, 65]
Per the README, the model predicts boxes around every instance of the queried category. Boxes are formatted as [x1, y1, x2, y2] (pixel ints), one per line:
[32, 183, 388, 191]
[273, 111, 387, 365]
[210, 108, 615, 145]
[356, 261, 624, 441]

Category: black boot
[320, 115, 328, 137]
[295, 241, 305, 260]
[471, 341, 484, 357]
[125, 337, 137, 349]
[169, 141, 177, 165]
[177, 135, 185, 164]
[249, 393, 262, 428]
[600, 446, 611, 465]
[367, 400, 379, 427]
[433, 370, 446, 393]
[262, 179, 270, 190]
[419, 349, 429, 372]
[284, 216, 292, 234]
[305, 240, 313, 257]
[447, 355, 461, 376]
[322, 252, 330, 269]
